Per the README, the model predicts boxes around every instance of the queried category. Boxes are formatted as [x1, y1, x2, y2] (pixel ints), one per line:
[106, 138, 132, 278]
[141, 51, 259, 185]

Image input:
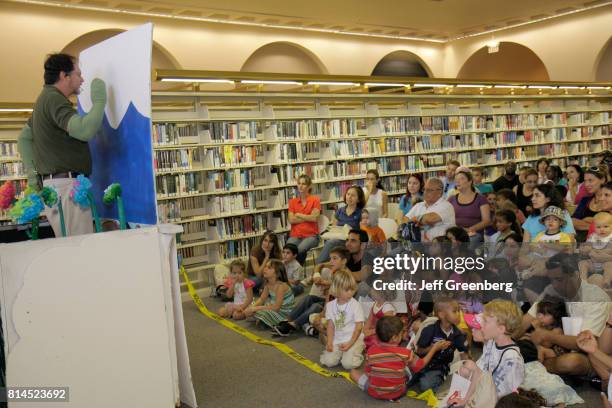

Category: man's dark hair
[376, 316, 404, 343]
[329, 246, 350, 261]
[283, 243, 298, 256]
[44, 53, 76, 85]
[545, 252, 579, 275]
[349, 228, 369, 243]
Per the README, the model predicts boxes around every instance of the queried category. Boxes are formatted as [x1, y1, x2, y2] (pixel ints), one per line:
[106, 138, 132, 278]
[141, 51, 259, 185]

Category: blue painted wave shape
[86, 102, 156, 225]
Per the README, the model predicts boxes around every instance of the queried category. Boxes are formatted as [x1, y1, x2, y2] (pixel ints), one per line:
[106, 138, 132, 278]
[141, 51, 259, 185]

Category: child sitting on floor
[320, 270, 365, 370]
[217, 259, 254, 320]
[351, 316, 449, 401]
[282, 243, 306, 296]
[411, 297, 469, 393]
[273, 246, 350, 337]
[449, 300, 524, 405]
[363, 285, 397, 351]
[244, 259, 295, 328]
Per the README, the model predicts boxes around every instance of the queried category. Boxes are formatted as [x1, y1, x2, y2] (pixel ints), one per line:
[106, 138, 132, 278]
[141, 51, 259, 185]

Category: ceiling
[15, 0, 612, 41]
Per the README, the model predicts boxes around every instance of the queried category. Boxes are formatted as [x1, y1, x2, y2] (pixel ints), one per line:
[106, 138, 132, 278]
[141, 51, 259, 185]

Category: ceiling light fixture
[457, 84, 492, 88]
[307, 81, 360, 86]
[586, 86, 609, 89]
[241, 80, 303, 85]
[413, 83, 451, 88]
[528, 85, 557, 89]
[558, 86, 584, 89]
[161, 78, 235, 84]
[0, 108, 33, 112]
[364, 83, 407, 87]
[494, 85, 526, 89]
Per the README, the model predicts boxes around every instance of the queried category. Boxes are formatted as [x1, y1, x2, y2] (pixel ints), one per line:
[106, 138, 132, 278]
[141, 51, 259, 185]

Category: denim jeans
[289, 295, 324, 327]
[287, 235, 320, 265]
[291, 283, 305, 297]
[409, 368, 445, 393]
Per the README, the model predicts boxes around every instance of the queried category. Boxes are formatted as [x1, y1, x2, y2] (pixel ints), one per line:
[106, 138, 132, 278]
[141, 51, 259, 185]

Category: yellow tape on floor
[181, 267, 438, 407]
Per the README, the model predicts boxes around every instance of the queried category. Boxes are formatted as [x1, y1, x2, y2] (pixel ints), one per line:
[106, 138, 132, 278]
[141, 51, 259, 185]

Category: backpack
[399, 221, 421, 243]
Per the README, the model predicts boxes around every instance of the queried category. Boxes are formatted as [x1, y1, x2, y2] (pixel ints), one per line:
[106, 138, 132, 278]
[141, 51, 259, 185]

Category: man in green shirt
[18, 53, 107, 237]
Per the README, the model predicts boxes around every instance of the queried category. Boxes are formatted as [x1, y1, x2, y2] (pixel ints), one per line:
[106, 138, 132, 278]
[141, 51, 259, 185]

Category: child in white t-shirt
[447, 300, 525, 406]
[217, 260, 254, 320]
[320, 270, 365, 370]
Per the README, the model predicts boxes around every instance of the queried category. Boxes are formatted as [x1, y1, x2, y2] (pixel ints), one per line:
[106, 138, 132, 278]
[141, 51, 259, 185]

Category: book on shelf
[0, 142, 19, 159]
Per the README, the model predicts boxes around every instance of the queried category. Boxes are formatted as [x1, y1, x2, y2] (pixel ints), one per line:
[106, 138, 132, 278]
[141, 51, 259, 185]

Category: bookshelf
[148, 91, 611, 288]
[1, 76, 611, 289]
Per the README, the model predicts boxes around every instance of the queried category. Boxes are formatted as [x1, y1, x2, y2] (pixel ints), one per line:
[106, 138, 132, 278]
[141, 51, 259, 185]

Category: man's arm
[66, 78, 107, 142]
[17, 124, 39, 189]
[420, 212, 441, 225]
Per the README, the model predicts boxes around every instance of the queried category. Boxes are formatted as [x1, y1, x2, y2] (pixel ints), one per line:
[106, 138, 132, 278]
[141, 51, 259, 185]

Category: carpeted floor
[182, 290, 604, 408]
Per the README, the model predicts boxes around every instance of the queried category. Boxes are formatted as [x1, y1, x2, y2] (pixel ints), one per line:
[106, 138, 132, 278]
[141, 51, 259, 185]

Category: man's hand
[527, 328, 551, 346]
[90, 78, 107, 105]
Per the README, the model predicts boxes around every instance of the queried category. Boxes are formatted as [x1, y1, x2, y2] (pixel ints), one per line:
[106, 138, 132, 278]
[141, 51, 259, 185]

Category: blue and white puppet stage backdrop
[78, 23, 156, 225]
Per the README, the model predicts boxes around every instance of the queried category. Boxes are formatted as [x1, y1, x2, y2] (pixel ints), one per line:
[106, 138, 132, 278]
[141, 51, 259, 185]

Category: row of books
[154, 149, 202, 171]
[155, 173, 201, 197]
[152, 123, 199, 146]
[273, 119, 364, 139]
[0, 142, 18, 158]
[207, 121, 263, 142]
[378, 113, 574, 134]
[206, 168, 268, 191]
[0, 162, 24, 178]
[206, 145, 263, 167]
[154, 128, 612, 175]
[153, 113, 609, 148]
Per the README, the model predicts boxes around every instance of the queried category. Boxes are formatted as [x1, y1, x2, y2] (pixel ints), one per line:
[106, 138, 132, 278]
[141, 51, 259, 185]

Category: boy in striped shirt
[350, 316, 449, 401]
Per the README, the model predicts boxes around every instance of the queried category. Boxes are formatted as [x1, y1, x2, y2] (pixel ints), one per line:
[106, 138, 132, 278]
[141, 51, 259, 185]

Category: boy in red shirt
[350, 316, 449, 401]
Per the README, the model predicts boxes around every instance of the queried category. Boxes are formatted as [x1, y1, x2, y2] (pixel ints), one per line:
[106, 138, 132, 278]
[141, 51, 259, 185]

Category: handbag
[399, 221, 422, 243]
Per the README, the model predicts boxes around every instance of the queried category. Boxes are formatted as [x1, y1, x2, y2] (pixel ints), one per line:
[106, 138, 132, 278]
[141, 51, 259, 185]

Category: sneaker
[272, 321, 295, 337]
[303, 324, 319, 337]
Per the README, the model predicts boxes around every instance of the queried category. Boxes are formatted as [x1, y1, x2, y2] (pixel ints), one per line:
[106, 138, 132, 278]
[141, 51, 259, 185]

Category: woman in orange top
[287, 174, 321, 264]
[360, 208, 386, 248]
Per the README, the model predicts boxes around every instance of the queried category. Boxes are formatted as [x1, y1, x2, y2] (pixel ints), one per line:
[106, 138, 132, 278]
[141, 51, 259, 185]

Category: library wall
[456, 42, 549, 81]
[596, 38, 612, 82]
[444, 6, 612, 81]
[1, 2, 610, 103]
[0, 2, 443, 102]
[241, 42, 328, 74]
